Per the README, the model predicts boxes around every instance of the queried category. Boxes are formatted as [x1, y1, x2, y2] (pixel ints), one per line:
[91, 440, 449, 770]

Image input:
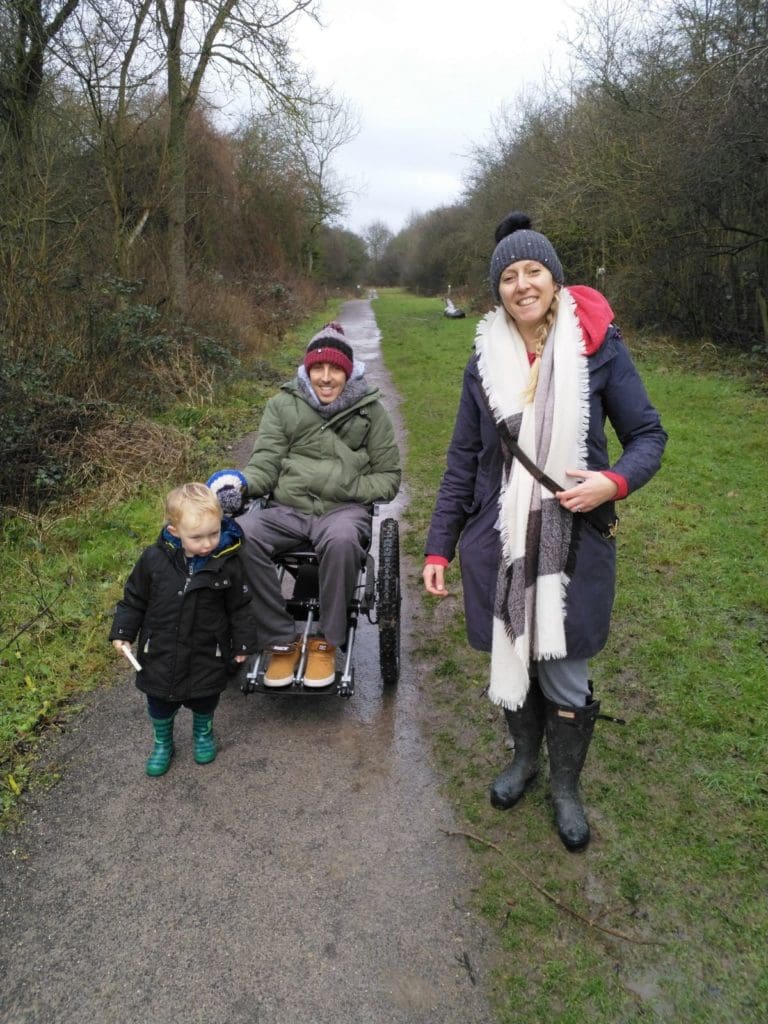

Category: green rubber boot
[146, 713, 176, 777]
[192, 712, 217, 765]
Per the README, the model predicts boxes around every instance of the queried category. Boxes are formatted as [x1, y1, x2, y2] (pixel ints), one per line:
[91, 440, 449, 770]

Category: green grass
[375, 288, 768, 1024]
[0, 494, 165, 811]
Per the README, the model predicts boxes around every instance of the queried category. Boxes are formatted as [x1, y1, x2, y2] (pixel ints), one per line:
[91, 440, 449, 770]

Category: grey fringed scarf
[475, 289, 590, 710]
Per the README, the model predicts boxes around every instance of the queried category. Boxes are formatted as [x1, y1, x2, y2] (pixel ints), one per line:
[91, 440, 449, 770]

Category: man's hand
[206, 469, 248, 517]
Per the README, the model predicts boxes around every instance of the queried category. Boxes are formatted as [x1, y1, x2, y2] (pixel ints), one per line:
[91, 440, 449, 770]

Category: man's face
[309, 362, 347, 404]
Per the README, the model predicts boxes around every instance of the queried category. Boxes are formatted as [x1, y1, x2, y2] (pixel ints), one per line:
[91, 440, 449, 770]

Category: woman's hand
[556, 469, 618, 514]
[423, 562, 449, 597]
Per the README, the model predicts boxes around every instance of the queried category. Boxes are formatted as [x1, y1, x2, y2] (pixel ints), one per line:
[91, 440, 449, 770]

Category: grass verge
[374, 288, 768, 1024]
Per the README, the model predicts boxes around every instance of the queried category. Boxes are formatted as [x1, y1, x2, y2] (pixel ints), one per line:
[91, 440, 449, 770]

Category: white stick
[121, 646, 142, 671]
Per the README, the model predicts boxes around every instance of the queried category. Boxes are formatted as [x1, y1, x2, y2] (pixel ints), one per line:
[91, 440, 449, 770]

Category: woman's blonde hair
[165, 482, 220, 527]
[522, 291, 560, 404]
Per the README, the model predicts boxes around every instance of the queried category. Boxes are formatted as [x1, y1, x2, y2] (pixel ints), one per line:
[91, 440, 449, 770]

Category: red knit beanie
[303, 322, 354, 378]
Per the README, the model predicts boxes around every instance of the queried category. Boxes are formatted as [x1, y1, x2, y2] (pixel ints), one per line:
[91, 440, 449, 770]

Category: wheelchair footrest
[242, 670, 354, 699]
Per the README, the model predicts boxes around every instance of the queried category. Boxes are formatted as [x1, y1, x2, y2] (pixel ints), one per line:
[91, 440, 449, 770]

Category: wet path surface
[0, 300, 497, 1024]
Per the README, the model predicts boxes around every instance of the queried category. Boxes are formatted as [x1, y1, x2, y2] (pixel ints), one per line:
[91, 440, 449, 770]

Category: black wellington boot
[545, 698, 600, 851]
[489, 682, 545, 809]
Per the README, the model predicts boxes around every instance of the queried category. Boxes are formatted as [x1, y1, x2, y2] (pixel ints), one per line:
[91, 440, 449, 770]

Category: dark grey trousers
[236, 503, 372, 648]
[535, 658, 591, 706]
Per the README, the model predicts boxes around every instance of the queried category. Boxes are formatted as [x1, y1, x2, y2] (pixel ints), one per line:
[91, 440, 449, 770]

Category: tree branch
[441, 828, 665, 947]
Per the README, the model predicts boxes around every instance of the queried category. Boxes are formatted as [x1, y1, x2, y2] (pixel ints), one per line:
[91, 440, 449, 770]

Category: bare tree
[362, 220, 393, 263]
[154, 0, 316, 314]
[0, 0, 80, 151]
[457, 0, 768, 345]
[55, 0, 161, 275]
[234, 111, 313, 273]
[361, 219, 393, 286]
[240, 87, 360, 275]
[267, 85, 359, 273]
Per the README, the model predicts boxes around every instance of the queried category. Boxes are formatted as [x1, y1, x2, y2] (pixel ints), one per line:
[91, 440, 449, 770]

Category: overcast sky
[290, 0, 582, 237]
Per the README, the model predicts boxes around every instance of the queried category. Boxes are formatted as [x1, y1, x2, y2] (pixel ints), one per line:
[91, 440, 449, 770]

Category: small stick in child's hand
[120, 646, 142, 671]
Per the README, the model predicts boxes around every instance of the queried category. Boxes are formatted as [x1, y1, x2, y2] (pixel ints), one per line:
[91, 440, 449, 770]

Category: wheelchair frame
[241, 517, 401, 699]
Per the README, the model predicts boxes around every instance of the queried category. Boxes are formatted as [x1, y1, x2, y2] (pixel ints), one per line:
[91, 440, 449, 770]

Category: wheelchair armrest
[242, 495, 268, 513]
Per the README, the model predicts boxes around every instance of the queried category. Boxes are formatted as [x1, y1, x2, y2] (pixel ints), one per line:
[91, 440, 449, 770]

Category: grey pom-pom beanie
[489, 211, 565, 301]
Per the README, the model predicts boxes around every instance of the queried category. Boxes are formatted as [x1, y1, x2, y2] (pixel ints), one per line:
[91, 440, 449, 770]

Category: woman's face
[498, 259, 557, 332]
[309, 362, 347, 404]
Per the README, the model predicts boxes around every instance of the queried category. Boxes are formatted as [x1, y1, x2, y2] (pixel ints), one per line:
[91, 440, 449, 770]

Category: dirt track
[0, 300, 498, 1024]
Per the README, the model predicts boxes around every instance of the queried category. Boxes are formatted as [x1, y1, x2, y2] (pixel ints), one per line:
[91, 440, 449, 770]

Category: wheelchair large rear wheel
[377, 517, 401, 686]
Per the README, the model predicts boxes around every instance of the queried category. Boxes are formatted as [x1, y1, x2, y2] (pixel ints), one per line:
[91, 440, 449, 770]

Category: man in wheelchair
[216, 322, 401, 688]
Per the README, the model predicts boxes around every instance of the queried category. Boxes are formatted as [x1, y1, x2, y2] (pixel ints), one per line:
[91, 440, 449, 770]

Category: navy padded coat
[425, 324, 667, 655]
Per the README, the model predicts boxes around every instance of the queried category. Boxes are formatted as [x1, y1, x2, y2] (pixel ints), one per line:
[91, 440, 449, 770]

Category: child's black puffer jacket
[109, 521, 258, 701]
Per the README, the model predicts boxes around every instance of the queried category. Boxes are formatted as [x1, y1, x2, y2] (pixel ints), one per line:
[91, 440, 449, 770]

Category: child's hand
[113, 640, 142, 671]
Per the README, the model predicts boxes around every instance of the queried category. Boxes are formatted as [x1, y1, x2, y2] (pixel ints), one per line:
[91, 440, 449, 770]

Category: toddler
[110, 482, 258, 775]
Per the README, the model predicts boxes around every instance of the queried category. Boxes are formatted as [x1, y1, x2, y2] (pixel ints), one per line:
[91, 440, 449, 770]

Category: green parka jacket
[242, 377, 401, 515]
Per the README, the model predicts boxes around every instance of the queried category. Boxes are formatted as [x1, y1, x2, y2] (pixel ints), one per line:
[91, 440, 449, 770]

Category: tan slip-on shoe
[303, 637, 336, 688]
[264, 640, 299, 687]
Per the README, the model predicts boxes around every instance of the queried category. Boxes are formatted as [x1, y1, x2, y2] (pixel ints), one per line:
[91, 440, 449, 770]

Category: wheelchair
[241, 515, 401, 699]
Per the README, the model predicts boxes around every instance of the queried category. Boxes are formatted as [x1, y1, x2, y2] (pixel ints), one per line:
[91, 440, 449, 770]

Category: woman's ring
[575, 505, 583, 512]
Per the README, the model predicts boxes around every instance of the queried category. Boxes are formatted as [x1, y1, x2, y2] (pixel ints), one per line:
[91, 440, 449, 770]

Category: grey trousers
[535, 658, 591, 706]
[236, 503, 372, 649]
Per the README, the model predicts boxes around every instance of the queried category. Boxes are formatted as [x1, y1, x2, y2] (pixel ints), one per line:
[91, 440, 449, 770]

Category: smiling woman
[423, 211, 668, 852]
[497, 261, 558, 343]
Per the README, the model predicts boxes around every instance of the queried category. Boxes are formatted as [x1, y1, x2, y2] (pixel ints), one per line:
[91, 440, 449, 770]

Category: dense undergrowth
[1, 272, 319, 512]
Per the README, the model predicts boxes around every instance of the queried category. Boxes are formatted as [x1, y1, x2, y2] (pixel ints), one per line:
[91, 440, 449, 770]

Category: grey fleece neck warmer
[296, 368, 371, 419]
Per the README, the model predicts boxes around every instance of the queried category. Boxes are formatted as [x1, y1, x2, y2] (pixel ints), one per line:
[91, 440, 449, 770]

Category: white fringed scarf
[475, 289, 590, 710]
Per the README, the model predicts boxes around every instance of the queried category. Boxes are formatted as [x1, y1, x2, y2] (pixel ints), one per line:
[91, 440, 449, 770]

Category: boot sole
[146, 749, 174, 777]
[558, 830, 590, 852]
[489, 771, 538, 809]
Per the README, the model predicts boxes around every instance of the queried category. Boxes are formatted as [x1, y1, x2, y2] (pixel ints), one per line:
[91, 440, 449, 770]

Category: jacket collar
[160, 519, 242, 573]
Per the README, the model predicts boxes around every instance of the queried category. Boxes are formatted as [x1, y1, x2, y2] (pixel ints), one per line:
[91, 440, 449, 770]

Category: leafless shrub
[187, 272, 323, 353]
[62, 414, 194, 505]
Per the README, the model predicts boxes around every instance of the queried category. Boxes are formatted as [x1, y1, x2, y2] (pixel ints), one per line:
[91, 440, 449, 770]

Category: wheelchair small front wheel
[376, 517, 401, 686]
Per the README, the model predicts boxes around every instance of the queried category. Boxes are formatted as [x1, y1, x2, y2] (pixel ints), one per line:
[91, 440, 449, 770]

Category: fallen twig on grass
[0, 594, 62, 654]
[441, 827, 664, 947]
